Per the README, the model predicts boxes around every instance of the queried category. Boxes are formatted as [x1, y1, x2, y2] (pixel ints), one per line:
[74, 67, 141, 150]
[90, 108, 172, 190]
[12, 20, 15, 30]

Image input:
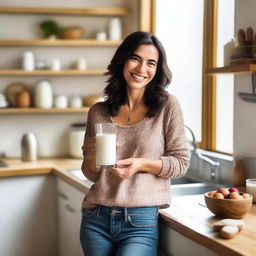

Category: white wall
[233, 0, 256, 177]
[0, 0, 139, 157]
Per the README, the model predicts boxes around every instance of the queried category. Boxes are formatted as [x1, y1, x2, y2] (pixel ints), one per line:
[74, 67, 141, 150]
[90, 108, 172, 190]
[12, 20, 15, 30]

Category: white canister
[34, 80, 53, 108]
[108, 18, 122, 40]
[50, 59, 61, 71]
[69, 123, 86, 158]
[69, 95, 83, 108]
[96, 31, 107, 41]
[22, 51, 35, 71]
[54, 94, 68, 108]
[76, 58, 87, 70]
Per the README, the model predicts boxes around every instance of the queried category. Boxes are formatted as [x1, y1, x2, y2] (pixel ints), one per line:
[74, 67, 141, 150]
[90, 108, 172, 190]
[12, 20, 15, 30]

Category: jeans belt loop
[96, 206, 101, 216]
[124, 207, 128, 222]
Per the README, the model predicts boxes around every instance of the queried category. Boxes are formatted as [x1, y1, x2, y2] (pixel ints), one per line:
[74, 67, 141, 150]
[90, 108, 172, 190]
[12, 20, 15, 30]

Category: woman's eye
[148, 62, 156, 67]
[130, 56, 139, 62]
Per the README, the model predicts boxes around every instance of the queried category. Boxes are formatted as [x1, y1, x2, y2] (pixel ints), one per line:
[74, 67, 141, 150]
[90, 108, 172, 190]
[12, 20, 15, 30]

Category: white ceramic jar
[96, 31, 107, 41]
[108, 18, 122, 40]
[34, 80, 53, 108]
[76, 58, 87, 70]
[50, 59, 61, 71]
[22, 51, 35, 71]
[69, 123, 86, 158]
[69, 95, 83, 108]
[54, 94, 68, 108]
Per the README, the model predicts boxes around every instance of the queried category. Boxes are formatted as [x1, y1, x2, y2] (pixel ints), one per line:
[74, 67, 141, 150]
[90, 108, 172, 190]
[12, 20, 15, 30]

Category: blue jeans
[80, 205, 159, 256]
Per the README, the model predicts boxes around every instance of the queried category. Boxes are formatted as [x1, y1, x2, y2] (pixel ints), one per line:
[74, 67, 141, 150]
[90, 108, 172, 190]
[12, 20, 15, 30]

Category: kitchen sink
[170, 176, 200, 185]
[171, 183, 224, 196]
[67, 169, 225, 197]
[67, 169, 93, 187]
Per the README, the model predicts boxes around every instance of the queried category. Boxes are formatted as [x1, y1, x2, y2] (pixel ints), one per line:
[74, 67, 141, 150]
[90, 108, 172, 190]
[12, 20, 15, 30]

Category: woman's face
[123, 44, 159, 90]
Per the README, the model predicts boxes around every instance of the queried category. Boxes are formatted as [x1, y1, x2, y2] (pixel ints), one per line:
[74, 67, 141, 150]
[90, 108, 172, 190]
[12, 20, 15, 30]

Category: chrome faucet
[184, 125, 220, 182]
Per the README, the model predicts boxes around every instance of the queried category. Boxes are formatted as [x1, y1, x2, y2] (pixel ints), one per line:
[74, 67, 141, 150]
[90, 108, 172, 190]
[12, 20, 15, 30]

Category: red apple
[229, 187, 239, 193]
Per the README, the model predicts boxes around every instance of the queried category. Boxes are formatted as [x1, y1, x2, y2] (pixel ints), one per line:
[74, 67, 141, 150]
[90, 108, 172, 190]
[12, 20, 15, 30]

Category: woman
[80, 31, 190, 256]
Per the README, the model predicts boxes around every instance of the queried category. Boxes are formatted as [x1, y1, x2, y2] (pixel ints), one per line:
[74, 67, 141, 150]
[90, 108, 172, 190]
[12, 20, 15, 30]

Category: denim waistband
[93, 205, 158, 222]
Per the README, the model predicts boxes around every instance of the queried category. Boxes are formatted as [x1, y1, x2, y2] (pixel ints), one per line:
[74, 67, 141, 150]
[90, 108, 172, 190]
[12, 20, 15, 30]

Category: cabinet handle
[64, 204, 76, 212]
[58, 191, 68, 200]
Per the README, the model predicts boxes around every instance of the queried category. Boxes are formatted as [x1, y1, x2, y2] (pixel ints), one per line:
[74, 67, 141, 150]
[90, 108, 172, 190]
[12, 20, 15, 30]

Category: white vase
[34, 80, 53, 108]
[22, 51, 35, 71]
[108, 18, 122, 40]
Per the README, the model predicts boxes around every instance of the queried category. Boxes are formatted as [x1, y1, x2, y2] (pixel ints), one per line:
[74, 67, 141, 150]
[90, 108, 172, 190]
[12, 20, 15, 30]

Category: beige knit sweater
[81, 94, 190, 209]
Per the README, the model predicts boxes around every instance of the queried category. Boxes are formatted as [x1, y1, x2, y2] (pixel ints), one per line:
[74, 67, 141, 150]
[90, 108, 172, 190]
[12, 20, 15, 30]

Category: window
[154, 0, 235, 154]
[155, 0, 204, 142]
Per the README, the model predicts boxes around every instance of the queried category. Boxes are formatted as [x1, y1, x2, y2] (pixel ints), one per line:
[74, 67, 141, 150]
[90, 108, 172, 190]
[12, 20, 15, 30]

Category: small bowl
[59, 27, 84, 39]
[204, 191, 253, 219]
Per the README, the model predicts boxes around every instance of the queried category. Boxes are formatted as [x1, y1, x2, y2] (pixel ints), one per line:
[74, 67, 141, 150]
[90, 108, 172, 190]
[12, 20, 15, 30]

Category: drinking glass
[95, 123, 116, 168]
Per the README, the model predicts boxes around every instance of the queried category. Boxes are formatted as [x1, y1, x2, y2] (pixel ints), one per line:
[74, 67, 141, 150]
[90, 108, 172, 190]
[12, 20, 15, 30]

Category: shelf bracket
[238, 73, 256, 102]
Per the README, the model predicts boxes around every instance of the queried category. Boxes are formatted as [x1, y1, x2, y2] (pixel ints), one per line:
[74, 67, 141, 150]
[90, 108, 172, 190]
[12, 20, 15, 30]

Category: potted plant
[40, 20, 60, 39]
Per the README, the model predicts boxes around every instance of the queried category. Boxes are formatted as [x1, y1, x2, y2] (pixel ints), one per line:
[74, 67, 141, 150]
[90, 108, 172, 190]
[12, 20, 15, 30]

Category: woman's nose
[136, 62, 147, 72]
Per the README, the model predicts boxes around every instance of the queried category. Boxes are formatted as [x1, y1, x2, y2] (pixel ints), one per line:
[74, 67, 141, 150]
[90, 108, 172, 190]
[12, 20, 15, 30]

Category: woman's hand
[110, 157, 162, 179]
[110, 158, 144, 179]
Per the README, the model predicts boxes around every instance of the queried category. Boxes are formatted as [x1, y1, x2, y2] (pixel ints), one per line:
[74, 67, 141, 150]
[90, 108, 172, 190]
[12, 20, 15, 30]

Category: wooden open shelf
[207, 64, 256, 75]
[0, 39, 122, 47]
[0, 69, 107, 76]
[0, 6, 130, 16]
[0, 107, 90, 114]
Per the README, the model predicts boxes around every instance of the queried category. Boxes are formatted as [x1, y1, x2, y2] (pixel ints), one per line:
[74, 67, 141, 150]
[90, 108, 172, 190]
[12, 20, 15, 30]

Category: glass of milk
[246, 179, 256, 203]
[95, 123, 116, 168]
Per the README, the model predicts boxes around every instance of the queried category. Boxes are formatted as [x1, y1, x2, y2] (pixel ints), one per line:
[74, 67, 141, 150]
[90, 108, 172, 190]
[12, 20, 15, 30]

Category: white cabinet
[0, 175, 57, 256]
[159, 222, 218, 256]
[57, 178, 85, 256]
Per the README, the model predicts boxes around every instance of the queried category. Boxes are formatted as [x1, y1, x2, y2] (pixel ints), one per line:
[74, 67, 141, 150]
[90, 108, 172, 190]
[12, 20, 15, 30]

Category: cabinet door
[0, 175, 57, 256]
[57, 178, 85, 256]
[159, 222, 218, 256]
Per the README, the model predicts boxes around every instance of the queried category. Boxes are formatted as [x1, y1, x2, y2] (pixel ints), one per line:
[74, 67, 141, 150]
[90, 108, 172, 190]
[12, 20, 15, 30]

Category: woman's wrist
[140, 158, 162, 175]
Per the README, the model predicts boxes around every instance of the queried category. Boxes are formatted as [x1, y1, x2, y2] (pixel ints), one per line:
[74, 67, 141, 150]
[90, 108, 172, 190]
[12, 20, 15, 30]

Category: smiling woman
[80, 31, 190, 256]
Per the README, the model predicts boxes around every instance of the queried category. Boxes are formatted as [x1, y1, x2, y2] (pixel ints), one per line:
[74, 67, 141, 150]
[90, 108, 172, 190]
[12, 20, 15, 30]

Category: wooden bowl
[83, 94, 104, 106]
[204, 191, 253, 219]
[59, 27, 84, 39]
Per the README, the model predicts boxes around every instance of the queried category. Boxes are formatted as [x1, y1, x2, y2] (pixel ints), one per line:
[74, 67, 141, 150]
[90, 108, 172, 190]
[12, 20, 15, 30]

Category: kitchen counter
[1, 158, 256, 256]
[0, 158, 90, 194]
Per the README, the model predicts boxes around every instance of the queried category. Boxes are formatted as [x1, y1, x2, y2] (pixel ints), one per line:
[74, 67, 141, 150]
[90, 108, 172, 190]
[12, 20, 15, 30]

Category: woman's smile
[130, 72, 147, 82]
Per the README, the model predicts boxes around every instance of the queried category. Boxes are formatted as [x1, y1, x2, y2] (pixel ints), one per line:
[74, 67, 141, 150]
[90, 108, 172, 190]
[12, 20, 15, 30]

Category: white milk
[96, 133, 116, 167]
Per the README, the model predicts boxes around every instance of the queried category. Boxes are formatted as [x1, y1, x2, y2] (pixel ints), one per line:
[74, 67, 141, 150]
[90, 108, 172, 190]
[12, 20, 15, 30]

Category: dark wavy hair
[104, 31, 172, 117]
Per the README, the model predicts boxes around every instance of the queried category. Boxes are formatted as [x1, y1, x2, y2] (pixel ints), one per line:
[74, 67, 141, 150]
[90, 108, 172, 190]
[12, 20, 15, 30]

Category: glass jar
[246, 179, 256, 203]
[69, 123, 86, 158]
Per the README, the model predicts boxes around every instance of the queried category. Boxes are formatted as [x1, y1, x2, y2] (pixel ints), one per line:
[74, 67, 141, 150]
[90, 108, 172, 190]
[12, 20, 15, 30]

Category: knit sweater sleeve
[81, 104, 100, 182]
[158, 95, 190, 178]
